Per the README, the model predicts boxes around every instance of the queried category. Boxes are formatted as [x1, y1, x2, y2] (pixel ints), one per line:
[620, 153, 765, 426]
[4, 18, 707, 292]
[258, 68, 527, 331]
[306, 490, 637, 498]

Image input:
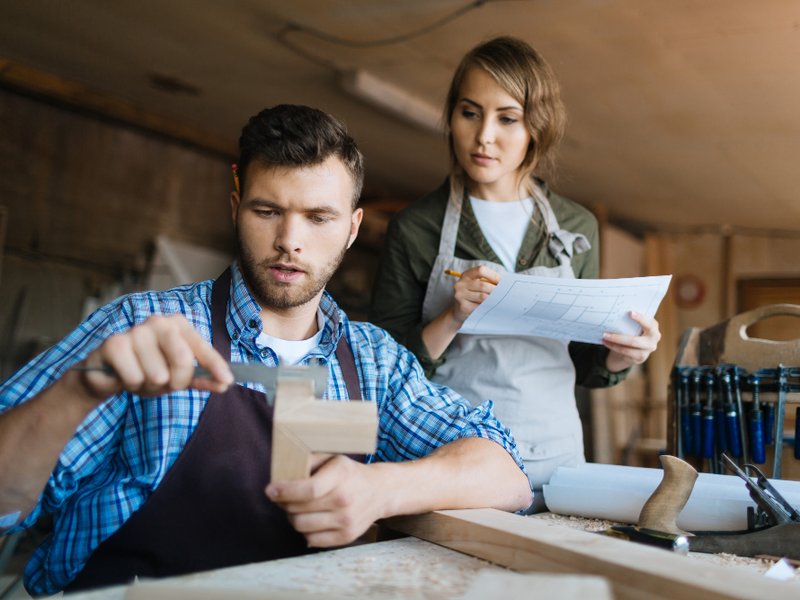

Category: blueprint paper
[459, 273, 672, 344]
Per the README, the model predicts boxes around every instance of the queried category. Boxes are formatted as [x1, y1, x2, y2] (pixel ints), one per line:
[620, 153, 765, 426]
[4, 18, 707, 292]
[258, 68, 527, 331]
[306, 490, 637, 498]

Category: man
[0, 105, 532, 595]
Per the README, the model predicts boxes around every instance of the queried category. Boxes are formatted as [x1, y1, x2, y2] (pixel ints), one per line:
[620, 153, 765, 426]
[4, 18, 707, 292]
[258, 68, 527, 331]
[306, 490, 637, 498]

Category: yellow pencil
[444, 269, 496, 284]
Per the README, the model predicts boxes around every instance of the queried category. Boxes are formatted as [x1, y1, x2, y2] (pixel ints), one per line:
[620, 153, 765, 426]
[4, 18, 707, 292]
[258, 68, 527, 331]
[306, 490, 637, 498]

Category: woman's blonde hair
[444, 36, 566, 200]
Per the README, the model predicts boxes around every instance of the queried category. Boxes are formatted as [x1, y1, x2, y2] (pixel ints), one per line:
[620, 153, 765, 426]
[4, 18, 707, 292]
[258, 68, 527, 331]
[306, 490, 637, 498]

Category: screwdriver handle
[795, 407, 800, 461]
[702, 406, 715, 459]
[764, 403, 775, 446]
[680, 410, 692, 457]
[724, 403, 742, 458]
[750, 408, 766, 464]
[690, 405, 702, 457]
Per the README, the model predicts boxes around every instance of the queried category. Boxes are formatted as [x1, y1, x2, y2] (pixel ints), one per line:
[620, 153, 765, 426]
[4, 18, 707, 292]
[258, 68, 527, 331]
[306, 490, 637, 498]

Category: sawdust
[531, 512, 800, 581]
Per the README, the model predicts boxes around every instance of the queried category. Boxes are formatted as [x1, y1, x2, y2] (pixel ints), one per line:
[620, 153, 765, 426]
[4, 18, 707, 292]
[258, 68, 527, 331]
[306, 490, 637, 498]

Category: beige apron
[422, 187, 590, 488]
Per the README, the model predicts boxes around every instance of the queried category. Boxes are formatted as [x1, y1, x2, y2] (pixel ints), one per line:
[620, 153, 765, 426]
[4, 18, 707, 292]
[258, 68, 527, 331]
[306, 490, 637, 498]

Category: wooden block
[270, 378, 378, 482]
[386, 508, 798, 600]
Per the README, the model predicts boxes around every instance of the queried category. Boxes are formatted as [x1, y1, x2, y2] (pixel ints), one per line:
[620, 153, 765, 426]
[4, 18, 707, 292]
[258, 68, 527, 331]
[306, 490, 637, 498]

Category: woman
[369, 36, 660, 502]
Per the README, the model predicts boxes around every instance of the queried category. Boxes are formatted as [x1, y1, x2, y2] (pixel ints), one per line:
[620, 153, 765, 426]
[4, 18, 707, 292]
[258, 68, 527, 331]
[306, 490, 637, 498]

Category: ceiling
[1, 0, 800, 234]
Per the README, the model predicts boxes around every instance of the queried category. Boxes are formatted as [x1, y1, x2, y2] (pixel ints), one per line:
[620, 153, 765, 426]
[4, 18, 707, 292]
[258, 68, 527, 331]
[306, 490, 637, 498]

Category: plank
[386, 508, 799, 600]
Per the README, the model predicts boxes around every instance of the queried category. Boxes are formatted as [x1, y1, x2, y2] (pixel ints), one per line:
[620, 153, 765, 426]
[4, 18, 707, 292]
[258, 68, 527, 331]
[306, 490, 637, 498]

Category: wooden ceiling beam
[0, 56, 234, 158]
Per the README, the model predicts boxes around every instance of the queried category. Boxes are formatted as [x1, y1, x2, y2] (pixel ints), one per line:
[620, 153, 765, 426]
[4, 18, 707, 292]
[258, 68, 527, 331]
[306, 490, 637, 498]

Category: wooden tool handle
[727, 303, 800, 335]
[637, 455, 698, 536]
[722, 304, 800, 371]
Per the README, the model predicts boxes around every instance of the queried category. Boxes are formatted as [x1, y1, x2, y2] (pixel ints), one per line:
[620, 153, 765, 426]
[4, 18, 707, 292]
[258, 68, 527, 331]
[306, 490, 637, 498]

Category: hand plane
[602, 453, 800, 559]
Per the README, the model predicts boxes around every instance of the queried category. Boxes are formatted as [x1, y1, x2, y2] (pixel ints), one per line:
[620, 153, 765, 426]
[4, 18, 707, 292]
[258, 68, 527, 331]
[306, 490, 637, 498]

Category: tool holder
[667, 304, 800, 479]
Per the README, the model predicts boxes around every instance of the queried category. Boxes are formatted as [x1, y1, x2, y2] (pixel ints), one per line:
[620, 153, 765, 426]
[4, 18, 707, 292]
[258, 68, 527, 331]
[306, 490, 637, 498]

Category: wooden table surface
[58, 512, 800, 599]
[63, 537, 505, 599]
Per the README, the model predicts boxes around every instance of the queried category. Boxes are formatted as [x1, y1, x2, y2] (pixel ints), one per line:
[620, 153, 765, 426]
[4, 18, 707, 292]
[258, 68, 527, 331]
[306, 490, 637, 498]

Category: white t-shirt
[255, 310, 324, 365]
[469, 195, 534, 272]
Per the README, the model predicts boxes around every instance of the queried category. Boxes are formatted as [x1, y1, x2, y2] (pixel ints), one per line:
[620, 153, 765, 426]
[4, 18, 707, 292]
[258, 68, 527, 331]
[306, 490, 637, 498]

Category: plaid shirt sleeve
[345, 322, 526, 474]
[0, 282, 214, 595]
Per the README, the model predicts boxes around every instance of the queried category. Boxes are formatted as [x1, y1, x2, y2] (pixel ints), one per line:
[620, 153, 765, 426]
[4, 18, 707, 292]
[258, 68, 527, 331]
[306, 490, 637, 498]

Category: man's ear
[230, 191, 241, 226]
[347, 207, 364, 249]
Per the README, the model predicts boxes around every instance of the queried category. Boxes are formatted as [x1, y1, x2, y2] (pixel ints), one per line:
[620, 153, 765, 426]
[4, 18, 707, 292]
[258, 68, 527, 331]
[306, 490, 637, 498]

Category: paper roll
[542, 463, 800, 531]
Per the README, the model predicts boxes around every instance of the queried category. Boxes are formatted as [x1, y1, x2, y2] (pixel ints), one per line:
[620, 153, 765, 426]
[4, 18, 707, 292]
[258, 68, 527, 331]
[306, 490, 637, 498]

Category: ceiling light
[339, 69, 442, 134]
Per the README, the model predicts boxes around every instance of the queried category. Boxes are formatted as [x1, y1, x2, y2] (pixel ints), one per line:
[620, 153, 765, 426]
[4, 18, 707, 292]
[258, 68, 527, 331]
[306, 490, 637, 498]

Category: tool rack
[667, 304, 800, 479]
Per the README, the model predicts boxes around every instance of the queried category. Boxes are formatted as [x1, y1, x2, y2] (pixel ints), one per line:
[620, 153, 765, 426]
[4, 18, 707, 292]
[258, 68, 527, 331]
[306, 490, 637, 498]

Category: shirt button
[519, 258, 528, 266]
[248, 319, 258, 329]
[260, 348, 269, 358]
[231, 331, 239, 341]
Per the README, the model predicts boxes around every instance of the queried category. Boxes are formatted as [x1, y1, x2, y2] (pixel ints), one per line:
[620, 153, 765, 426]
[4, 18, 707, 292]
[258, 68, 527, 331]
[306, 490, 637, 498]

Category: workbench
[60, 511, 800, 600]
[64, 537, 501, 599]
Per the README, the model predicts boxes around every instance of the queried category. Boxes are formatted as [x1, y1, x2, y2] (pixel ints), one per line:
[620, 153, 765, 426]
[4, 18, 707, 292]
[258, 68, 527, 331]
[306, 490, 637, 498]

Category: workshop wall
[667, 231, 800, 332]
[0, 88, 382, 378]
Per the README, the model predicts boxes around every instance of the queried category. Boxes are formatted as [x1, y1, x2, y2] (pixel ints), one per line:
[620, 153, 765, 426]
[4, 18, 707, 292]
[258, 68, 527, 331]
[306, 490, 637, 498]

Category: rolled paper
[542, 462, 800, 531]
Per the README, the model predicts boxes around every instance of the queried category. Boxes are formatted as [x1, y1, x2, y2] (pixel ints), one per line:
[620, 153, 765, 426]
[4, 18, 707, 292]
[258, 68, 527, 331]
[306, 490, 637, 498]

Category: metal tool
[774, 366, 789, 478]
[600, 454, 800, 560]
[603, 525, 689, 554]
[719, 453, 800, 527]
[731, 366, 749, 464]
[74, 362, 329, 405]
[685, 453, 800, 558]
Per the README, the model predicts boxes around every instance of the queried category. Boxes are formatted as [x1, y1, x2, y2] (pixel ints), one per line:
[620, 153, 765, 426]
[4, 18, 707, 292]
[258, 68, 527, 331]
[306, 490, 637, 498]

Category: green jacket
[369, 180, 629, 388]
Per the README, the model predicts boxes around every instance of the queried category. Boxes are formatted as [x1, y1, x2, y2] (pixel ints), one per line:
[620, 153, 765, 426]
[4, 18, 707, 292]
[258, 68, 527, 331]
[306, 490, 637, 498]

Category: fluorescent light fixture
[339, 69, 442, 134]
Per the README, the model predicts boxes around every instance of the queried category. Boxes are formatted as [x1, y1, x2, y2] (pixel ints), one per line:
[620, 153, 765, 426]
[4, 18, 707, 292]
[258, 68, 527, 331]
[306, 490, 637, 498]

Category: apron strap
[438, 187, 464, 256]
[211, 267, 233, 360]
[334, 334, 362, 400]
[532, 187, 591, 264]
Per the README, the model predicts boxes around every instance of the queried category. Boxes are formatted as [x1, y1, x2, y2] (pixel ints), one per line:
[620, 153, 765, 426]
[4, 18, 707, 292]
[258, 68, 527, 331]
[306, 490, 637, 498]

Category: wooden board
[386, 508, 799, 600]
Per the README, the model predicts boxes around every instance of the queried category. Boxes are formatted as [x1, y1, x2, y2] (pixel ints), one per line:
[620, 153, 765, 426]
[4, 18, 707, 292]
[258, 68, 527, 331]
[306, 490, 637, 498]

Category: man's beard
[237, 234, 348, 310]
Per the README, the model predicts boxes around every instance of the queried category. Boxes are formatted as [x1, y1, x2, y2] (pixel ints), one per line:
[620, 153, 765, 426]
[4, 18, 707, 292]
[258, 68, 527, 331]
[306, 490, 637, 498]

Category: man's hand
[265, 455, 384, 548]
[602, 311, 661, 373]
[78, 315, 233, 402]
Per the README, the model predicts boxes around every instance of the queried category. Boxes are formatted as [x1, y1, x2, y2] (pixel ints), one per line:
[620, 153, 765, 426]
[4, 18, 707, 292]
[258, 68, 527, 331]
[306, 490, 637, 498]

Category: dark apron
[67, 268, 363, 592]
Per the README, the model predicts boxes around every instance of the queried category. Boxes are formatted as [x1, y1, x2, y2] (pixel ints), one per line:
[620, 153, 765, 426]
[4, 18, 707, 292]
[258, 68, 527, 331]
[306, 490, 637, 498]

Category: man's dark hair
[237, 104, 364, 208]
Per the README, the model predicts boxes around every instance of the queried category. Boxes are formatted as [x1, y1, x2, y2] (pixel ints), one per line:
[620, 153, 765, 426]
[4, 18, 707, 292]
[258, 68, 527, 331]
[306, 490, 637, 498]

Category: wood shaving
[532, 512, 800, 581]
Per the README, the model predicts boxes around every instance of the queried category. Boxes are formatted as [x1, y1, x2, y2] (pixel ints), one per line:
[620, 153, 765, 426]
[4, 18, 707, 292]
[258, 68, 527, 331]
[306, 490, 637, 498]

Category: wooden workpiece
[271, 378, 378, 482]
[386, 509, 799, 600]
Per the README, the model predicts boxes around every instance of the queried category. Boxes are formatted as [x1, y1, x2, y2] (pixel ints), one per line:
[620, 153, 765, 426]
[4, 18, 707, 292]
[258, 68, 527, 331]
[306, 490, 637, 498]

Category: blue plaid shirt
[0, 262, 525, 595]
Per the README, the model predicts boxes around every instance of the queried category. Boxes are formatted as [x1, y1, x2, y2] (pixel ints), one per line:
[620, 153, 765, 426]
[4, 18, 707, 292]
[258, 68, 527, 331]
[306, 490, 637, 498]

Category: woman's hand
[449, 265, 501, 325]
[422, 265, 501, 360]
[602, 311, 661, 373]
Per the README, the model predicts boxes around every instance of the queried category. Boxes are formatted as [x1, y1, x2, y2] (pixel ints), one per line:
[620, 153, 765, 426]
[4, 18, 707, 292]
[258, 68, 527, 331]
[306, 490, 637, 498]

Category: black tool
[675, 368, 692, 458]
[687, 453, 800, 559]
[603, 525, 689, 554]
[795, 406, 800, 461]
[731, 366, 749, 464]
[702, 372, 716, 471]
[747, 374, 766, 465]
[720, 453, 799, 526]
[690, 370, 703, 457]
